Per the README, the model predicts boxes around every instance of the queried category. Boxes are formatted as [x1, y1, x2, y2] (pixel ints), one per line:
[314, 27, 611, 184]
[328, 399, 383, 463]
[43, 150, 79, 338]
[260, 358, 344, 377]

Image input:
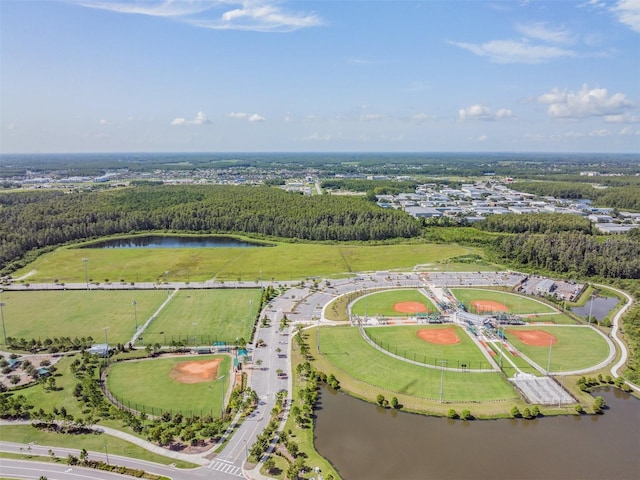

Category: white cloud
[611, 0, 640, 33]
[450, 39, 574, 64]
[228, 112, 265, 122]
[477, 134, 489, 142]
[459, 104, 492, 121]
[604, 112, 640, 123]
[589, 128, 611, 136]
[171, 111, 211, 126]
[619, 126, 640, 135]
[410, 113, 433, 122]
[76, 1, 323, 33]
[459, 104, 512, 121]
[537, 85, 634, 118]
[515, 22, 574, 44]
[359, 114, 384, 121]
[99, 119, 109, 125]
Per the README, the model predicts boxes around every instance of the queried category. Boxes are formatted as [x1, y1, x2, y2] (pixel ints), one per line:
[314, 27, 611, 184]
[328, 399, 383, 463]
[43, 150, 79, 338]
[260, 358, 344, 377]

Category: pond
[571, 296, 619, 322]
[314, 386, 639, 480]
[79, 235, 269, 249]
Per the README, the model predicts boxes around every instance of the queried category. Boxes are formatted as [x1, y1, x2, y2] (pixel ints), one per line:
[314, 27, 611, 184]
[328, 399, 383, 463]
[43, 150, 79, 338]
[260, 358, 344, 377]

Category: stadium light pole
[103, 327, 109, 365]
[547, 336, 553, 374]
[218, 374, 226, 418]
[438, 360, 447, 403]
[193, 322, 198, 347]
[0, 301, 7, 346]
[82, 258, 89, 290]
[498, 326, 504, 369]
[132, 300, 138, 332]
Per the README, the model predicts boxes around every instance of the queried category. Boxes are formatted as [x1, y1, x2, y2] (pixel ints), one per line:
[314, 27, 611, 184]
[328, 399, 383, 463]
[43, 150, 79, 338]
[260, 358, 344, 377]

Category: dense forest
[515, 181, 640, 211]
[0, 185, 420, 273]
[477, 213, 593, 234]
[495, 232, 640, 279]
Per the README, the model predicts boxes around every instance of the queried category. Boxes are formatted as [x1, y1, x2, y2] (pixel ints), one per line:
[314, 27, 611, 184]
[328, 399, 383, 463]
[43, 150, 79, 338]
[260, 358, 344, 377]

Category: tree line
[0, 185, 420, 273]
[494, 231, 640, 279]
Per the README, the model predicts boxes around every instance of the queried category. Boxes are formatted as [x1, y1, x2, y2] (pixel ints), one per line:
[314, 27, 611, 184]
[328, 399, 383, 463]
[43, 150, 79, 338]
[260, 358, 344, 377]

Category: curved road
[1, 272, 639, 479]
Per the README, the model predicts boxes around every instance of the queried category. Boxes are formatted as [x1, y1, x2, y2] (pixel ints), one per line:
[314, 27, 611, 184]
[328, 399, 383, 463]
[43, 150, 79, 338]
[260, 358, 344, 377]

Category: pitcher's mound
[417, 327, 460, 345]
[511, 329, 557, 347]
[394, 301, 427, 313]
[169, 358, 222, 384]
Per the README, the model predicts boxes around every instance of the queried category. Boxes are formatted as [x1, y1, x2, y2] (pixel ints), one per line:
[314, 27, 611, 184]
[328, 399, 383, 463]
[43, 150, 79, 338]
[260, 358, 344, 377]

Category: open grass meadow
[450, 288, 556, 315]
[363, 325, 492, 369]
[506, 326, 612, 372]
[0, 290, 167, 346]
[142, 289, 262, 345]
[318, 326, 516, 402]
[14, 239, 476, 283]
[106, 355, 231, 416]
[351, 289, 437, 317]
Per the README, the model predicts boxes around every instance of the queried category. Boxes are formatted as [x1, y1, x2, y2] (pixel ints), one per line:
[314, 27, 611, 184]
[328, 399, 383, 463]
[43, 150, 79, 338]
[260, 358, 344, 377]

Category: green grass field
[107, 355, 231, 416]
[0, 290, 167, 345]
[506, 326, 611, 372]
[451, 288, 556, 315]
[141, 289, 261, 345]
[351, 289, 437, 317]
[319, 326, 516, 401]
[0, 425, 198, 468]
[363, 325, 491, 369]
[14, 239, 476, 283]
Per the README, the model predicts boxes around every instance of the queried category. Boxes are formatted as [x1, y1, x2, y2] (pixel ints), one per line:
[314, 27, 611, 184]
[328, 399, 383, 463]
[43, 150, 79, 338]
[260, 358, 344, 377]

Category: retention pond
[314, 386, 639, 480]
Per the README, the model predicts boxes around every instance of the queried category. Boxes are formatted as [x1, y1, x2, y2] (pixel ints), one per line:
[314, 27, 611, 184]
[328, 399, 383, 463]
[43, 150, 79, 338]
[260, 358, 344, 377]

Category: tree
[447, 409, 458, 419]
[263, 456, 276, 473]
[460, 409, 471, 420]
[593, 396, 605, 413]
[510, 405, 520, 418]
[530, 406, 540, 418]
[376, 394, 385, 407]
[390, 397, 399, 409]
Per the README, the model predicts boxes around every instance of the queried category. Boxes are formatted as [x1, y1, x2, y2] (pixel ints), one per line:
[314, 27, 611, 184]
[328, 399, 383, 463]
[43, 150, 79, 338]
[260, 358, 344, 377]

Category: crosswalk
[207, 459, 244, 477]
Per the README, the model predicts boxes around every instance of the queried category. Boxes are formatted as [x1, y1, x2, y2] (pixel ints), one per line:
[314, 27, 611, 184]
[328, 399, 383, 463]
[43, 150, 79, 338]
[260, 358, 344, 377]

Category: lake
[80, 235, 268, 249]
[314, 386, 639, 480]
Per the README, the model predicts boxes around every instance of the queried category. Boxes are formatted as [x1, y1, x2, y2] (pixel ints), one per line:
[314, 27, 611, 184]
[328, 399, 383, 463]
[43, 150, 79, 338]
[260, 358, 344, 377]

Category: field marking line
[130, 287, 179, 345]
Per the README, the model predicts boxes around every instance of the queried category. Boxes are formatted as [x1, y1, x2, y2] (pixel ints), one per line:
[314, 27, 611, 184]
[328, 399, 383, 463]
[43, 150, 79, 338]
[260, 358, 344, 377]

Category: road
[2, 270, 639, 479]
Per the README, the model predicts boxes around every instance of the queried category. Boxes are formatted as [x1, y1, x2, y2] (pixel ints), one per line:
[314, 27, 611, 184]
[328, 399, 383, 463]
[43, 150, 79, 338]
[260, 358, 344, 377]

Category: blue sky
[1, 0, 639, 153]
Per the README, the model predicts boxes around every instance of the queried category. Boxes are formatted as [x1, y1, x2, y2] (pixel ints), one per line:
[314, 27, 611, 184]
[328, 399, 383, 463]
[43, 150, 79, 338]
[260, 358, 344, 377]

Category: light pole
[82, 258, 89, 290]
[218, 374, 226, 418]
[132, 300, 138, 332]
[0, 301, 6, 346]
[438, 360, 447, 403]
[193, 322, 198, 347]
[547, 336, 553, 374]
[103, 327, 109, 365]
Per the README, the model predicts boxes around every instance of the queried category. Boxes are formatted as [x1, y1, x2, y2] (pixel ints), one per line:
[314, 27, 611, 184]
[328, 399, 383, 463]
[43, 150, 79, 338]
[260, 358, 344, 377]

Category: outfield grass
[142, 289, 261, 345]
[506, 326, 611, 372]
[106, 355, 231, 416]
[319, 326, 516, 402]
[15, 240, 476, 283]
[0, 290, 167, 345]
[0, 425, 198, 468]
[450, 288, 556, 315]
[351, 289, 437, 317]
[363, 325, 491, 369]
[524, 313, 579, 325]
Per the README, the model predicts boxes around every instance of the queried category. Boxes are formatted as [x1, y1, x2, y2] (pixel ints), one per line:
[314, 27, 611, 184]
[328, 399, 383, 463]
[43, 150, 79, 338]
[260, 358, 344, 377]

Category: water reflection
[571, 296, 619, 322]
[315, 386, 639, 480]
[80, 235, 268, 249]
